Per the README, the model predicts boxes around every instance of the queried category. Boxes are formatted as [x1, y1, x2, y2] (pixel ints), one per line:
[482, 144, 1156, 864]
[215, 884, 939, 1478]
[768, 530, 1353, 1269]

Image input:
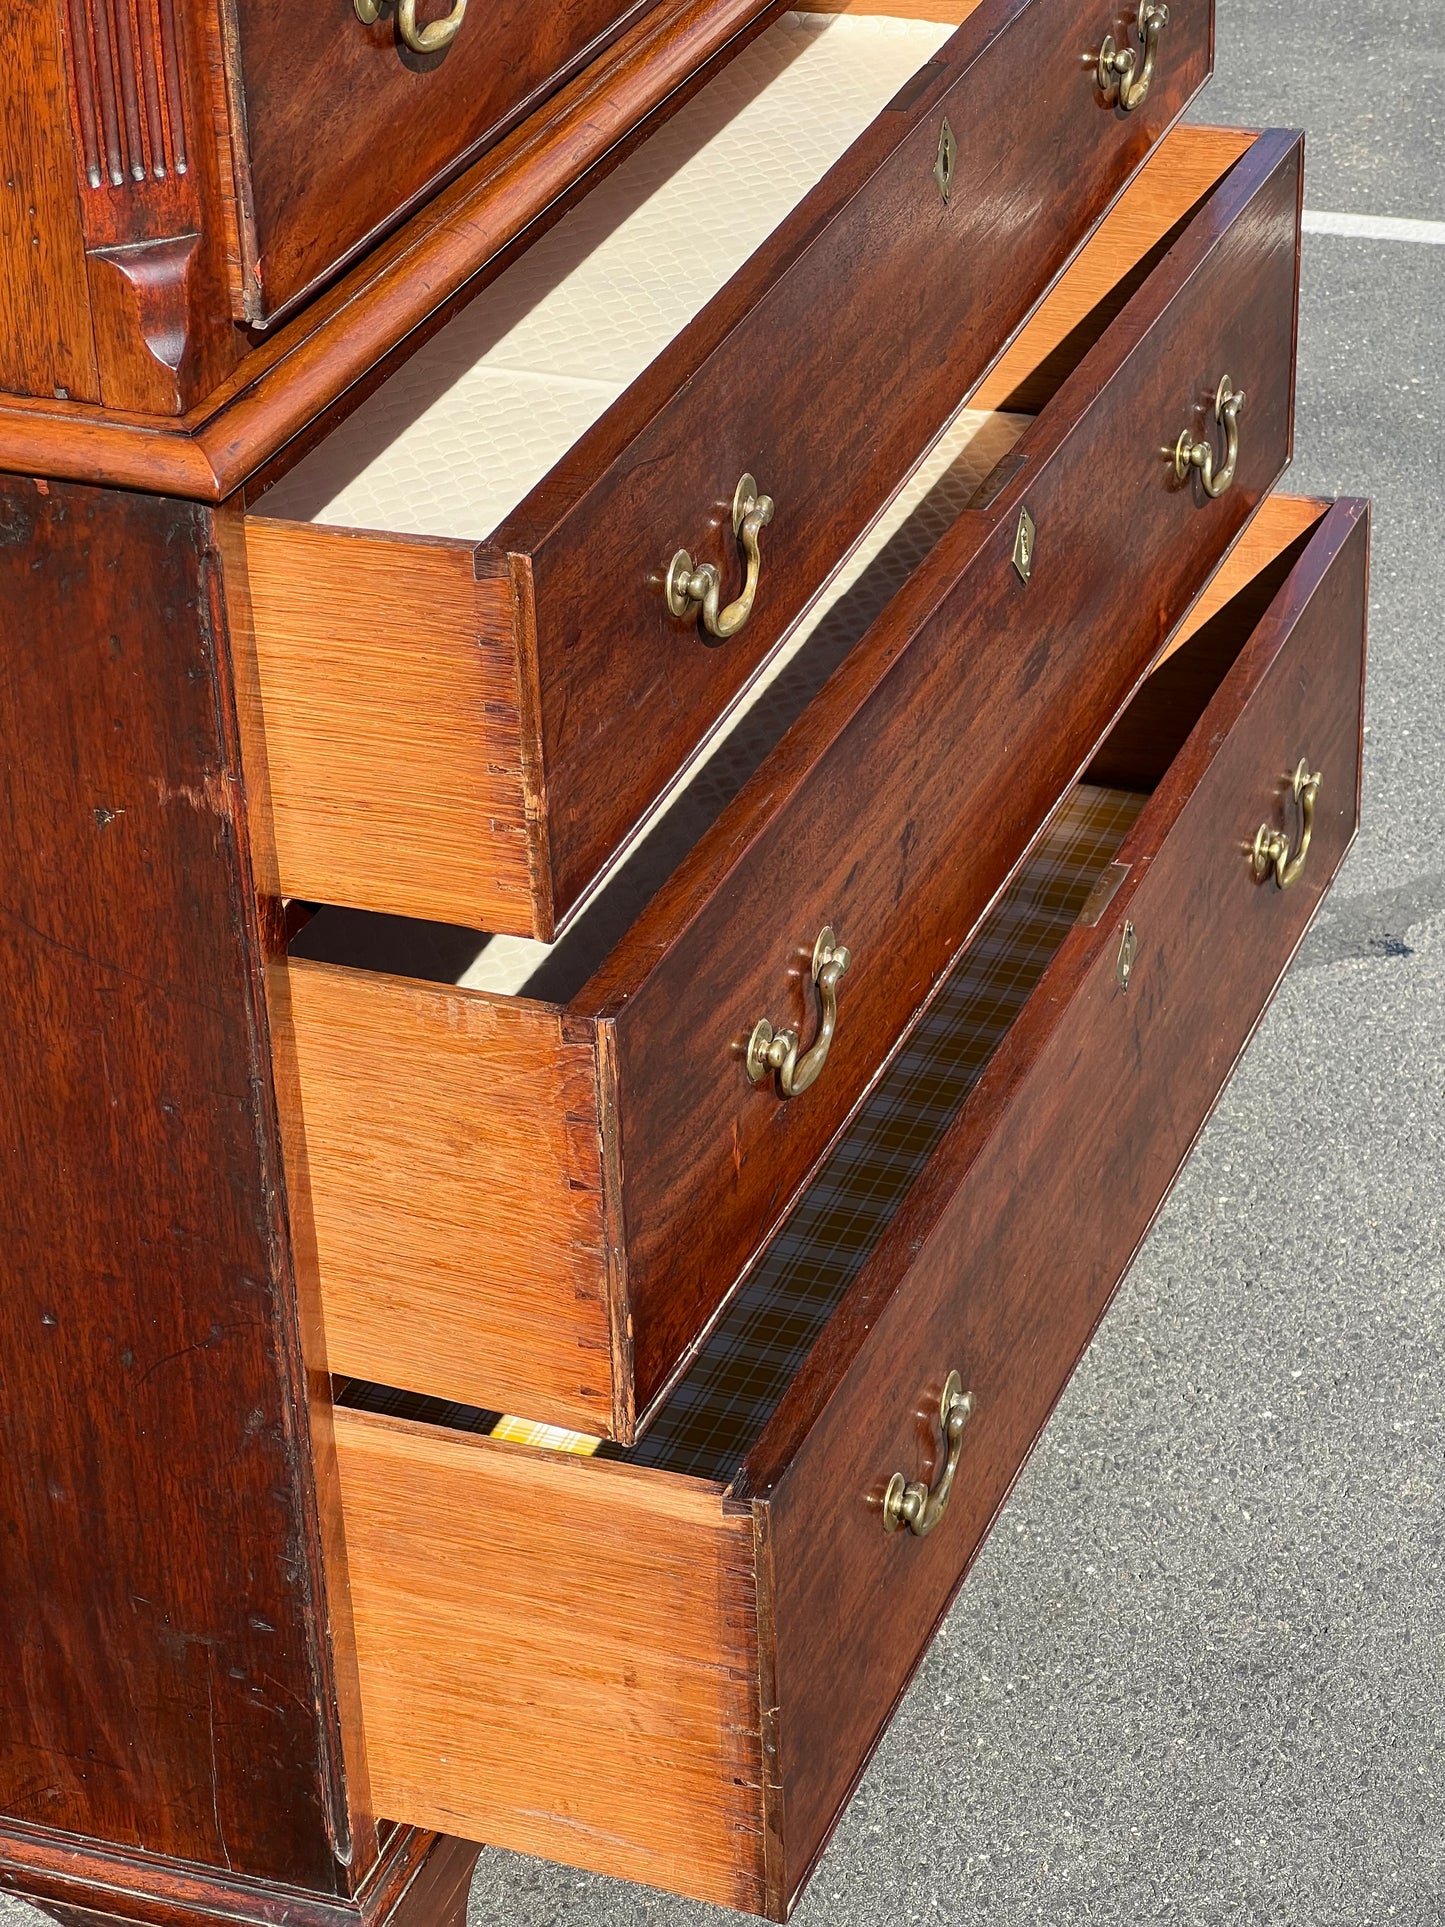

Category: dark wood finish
[0, 0, 100, 402]
[0, 477, 348, 1886]
[0, 478, 496, 1927]
[743, 499, 1369, 1910]
[8, 1825, 480, 1927]
[603, 127, 1302, 1419]
[495, 0, 1215, 917]
[0, 0, 782, 449]
[328, 501, 1368, 1918]
[285, 127, 1301, 1437]
[229, 0, 653, 325]
[1088, 507, 1325, 791]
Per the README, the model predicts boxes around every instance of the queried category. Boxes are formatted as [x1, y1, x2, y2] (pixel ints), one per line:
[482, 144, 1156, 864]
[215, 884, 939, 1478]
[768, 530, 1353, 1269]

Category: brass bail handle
[746, 926, 851, 1099]
[354, 0, 468, 54]
[1098, 2, 1169, 111]
[882, 1371, 977, 1538]
[1252, 758, 1322, 889]
[666, 474, 775, 640]
[1174, 375, 1247, 499]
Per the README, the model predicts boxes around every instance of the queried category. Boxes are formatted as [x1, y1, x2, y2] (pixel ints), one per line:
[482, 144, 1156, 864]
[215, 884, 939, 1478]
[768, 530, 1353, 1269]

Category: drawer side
[333, 1411, 766, 1911]
[286, 961, 618, 1433]
[242, 519, 539, 932]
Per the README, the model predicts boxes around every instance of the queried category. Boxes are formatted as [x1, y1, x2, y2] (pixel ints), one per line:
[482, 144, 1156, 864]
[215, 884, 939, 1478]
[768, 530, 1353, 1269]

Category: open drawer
[280, 123, 1300, 1441]
[240, 0, 1215, 939]
[329, 493, 1368, 1919]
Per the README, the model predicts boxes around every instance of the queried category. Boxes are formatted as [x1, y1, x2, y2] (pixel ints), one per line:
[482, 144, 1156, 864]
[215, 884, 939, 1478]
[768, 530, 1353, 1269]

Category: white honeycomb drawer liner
[258, 12, 954, 542]
[290, 405, 1029, 999]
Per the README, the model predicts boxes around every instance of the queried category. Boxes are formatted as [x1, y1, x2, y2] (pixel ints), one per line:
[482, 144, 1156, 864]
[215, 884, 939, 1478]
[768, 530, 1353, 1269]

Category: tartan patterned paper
[626, 781, 1145, 1484]
[338, 782, 1144, 1482]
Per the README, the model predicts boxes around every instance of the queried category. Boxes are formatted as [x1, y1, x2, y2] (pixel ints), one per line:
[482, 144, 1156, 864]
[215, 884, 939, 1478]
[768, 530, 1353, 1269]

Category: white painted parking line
[1303, 210, 1445, 245]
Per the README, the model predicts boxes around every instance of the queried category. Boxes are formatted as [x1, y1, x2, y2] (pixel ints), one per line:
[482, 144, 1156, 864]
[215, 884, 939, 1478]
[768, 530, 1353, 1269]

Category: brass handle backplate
[746, 925, 850, 1099]
[1174, 375, 1246, 498]
[1252, 758, 1322, 889]
[354, 0, 468, 54]
[666, 474, 774, 640]
[882, 1370, 976, 1537]
[1098, 2, 1169, 110]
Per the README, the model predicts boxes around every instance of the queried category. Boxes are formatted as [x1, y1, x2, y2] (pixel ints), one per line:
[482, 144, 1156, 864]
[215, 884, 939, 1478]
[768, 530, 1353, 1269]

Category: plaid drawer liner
[340, 782, 1144, 1482]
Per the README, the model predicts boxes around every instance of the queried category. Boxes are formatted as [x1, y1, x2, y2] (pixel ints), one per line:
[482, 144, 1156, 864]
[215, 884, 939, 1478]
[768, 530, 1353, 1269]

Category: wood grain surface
[327, 502, 1366, 1919]
[5, 1824, 478, 1927]
[288, 960, 622, 1434]
[0, 1, 99, 401]
[0, 0, 786, 480]
[239, 23, 1219, 945]
[743, 500, 1368, 1907]
[284, 128, 1299, 1438]
[333, 1411, 764, 1911]
[971, 122, 1255, 410]
[231, 0, 654, 324]
[1157, 487, 1325, 663]
[797, 0, 980, 13]
[501, 0, 1215, 921]
[0, 478, 356, 1890]
[240, 520, 542, 931]
[599, 129, 1302, 1421]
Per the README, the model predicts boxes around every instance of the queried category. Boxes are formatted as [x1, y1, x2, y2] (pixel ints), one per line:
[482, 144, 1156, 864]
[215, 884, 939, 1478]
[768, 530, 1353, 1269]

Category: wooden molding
[0, 0, 783, 495]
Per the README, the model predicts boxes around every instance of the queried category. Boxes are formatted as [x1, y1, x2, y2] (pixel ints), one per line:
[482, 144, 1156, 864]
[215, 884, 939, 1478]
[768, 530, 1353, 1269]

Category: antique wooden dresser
[0, 0, 1367, 1921]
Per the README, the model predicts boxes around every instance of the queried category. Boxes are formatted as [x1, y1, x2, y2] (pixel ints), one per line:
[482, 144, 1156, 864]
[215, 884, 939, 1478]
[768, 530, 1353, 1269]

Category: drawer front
[610, 129, 1300, 1420]
[230, 0, 658, 323]
[330, 503, 1367, 1920]
[508, 0, 1216, 917]
[748, 500, 1368, 1905]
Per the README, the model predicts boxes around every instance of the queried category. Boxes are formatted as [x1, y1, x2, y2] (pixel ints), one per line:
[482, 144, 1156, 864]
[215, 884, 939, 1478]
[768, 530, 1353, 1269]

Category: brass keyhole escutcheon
[746, 926, 851, 1099]
[1174, 375, 1247, 499]
[934, 118, 957, 204]
[1012, 505, 1036, 582]
[1098, 2, 1169, 111]
[1116, 919, 1137, 990]
[1252, 759, 1322, 889]
[666, 474, 775, 640]
[882, 1371, 976, 1537]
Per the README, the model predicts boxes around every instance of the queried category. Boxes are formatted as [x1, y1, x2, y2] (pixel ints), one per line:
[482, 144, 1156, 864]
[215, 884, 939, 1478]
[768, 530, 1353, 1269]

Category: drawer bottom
[330, 495, 1368, 1918]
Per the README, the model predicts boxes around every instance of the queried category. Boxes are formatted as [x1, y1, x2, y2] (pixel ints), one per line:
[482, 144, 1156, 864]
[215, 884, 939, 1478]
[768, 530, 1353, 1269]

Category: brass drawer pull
[1252, 758, 1322, 889]
[354, 0, 468, 55]
[883, 1370, 976, 1537]
[666, 474, 774, 640]
[1174, 376, 1246, 499]
[746, 925, 850, 1099]
[1098, 2, 1169, 111]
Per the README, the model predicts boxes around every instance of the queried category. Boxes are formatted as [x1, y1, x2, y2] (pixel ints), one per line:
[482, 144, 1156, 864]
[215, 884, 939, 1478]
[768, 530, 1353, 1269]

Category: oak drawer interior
[329, 491, 1365, 1917]
[239, 6, 1220, 938]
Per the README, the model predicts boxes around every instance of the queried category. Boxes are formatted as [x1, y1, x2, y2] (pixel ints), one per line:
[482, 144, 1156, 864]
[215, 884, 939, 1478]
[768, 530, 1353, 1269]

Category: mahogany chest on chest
[0, 1, 1367, 1921]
